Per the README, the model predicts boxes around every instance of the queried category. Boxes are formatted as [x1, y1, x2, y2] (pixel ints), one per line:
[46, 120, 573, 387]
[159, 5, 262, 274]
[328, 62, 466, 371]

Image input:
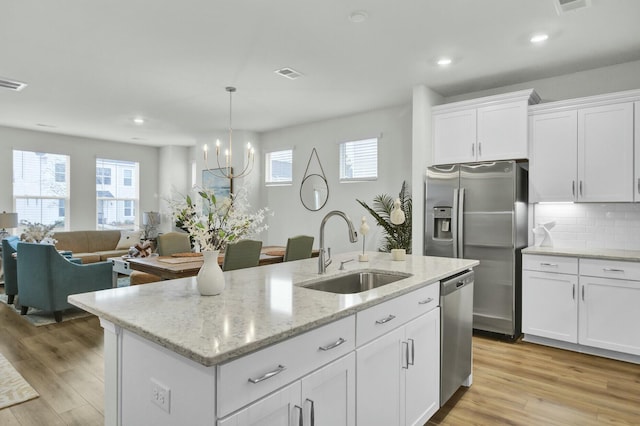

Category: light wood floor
[0, 301, 638, 425]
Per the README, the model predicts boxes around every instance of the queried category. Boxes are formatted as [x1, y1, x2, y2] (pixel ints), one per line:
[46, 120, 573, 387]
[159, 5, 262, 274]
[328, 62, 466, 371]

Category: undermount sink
[301, 270, 412, 294]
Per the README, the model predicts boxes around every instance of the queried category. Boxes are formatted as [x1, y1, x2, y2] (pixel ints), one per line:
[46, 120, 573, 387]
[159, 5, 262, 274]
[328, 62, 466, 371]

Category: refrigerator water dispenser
[433, 207, 452, 240]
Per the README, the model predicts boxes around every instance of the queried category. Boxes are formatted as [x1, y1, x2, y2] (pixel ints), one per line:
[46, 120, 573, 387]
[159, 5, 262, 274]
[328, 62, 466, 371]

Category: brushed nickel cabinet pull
[248, 364, 286, 384]
[318, 337, 346, 351]
[375, 314, 396, 325]
[418, 297, 434, 305]
[603, 268, 624, 273]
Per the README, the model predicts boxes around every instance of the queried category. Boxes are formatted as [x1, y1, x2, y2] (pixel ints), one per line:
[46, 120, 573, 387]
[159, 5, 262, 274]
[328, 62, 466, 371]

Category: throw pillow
[116, 230, 143, 250]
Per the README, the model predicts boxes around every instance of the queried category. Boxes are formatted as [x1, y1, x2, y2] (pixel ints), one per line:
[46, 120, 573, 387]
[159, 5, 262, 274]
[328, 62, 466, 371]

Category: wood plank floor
[0, 299, 638, 425]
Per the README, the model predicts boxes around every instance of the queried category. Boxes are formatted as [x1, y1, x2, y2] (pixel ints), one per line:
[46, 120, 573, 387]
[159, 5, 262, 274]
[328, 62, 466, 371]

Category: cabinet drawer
[580, 258, 640, 281]
[523, 254, 578, 275]
[216, 315, 355, 418]
[356, 283, 439, 347]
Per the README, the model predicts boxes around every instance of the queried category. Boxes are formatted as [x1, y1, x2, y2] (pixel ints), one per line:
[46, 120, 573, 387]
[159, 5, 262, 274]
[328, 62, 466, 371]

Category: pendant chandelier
[203, 86, 255, 179]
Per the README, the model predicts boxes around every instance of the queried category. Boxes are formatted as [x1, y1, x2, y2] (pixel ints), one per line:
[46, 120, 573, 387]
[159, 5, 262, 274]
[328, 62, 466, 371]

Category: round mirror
[300, 174, 329, 211]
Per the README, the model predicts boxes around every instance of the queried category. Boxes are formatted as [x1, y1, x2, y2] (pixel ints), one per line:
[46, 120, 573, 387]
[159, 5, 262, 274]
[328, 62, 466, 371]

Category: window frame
[338, 137, 378, 182]
[96, 158, 139, 230]
[265, 148, 293, 186]
[12, 149, 69, 231]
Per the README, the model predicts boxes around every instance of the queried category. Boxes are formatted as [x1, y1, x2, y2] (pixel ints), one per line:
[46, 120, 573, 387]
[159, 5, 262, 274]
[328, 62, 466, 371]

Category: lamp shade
[0, 212, 18, 229]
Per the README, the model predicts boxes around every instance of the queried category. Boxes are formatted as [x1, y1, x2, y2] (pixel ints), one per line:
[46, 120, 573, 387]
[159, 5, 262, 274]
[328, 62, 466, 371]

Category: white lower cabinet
[522, 269, 578, 343]
[523, 254, 640, 358]
[219, 353, 356, 426]
[356, 308, 440, 426]
[578, 275, 640, 356]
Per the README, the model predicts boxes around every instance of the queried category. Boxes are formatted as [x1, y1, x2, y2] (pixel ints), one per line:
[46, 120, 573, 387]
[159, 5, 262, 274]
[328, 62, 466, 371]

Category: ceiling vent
[275, 67, 303, 80]
[0, 77, 28, 91]
[555, 0, 591, 14]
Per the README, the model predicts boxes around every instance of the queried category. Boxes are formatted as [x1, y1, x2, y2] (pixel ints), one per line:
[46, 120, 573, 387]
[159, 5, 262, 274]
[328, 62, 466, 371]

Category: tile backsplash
[532, 203, 640, 250]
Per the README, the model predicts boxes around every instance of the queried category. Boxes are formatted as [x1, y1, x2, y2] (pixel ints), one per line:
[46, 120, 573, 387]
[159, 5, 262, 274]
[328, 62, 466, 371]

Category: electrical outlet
[151, 378, 171, 413]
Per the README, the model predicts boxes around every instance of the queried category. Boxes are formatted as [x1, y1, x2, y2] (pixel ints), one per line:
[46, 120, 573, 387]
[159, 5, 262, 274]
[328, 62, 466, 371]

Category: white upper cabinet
[578, 103, 634, 202]
[529, 111, 578, 202]
[432, 89, 539, 166]
[530, 90, 640, 203]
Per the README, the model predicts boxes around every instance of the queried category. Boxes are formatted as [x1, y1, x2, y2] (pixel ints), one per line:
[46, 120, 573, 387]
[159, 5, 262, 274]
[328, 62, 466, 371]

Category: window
[96, 167, 111, 185]
[96, 158, 139, 230]
[265, 149, 293, 185]
[54, 162, 66, 183]
[13, 150, 69, 231]
[123, 169, 132, 186]
[339, 138, 378, 182]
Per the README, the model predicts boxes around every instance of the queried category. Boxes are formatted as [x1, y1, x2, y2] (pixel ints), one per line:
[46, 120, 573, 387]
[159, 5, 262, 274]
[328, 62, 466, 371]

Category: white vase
[391, 248, 406, 261]
[197, 250, 225, 296]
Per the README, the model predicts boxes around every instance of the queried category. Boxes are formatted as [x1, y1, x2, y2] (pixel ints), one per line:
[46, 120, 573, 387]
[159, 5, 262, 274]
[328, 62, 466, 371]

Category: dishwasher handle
[441, 270, 474, 296]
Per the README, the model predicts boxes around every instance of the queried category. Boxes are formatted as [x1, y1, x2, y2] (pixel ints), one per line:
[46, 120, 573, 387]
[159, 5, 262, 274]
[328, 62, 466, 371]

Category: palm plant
[356, 181, 412, 253]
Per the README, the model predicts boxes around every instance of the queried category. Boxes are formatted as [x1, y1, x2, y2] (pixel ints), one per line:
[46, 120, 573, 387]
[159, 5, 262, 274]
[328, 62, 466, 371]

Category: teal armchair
[17, 242, 112, 322]
[2, 237, 19, 304]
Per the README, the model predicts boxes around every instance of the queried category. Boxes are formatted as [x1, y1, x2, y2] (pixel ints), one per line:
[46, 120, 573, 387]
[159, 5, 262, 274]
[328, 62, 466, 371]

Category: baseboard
[523, 334, 640, 364]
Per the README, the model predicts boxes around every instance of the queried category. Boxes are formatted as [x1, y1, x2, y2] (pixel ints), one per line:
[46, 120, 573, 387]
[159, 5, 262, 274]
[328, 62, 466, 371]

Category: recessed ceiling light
[348, 10, 368, 23]
[133, 117, 145, 125]
[530, 33, 549, 44]
[437, 58, 452, 66]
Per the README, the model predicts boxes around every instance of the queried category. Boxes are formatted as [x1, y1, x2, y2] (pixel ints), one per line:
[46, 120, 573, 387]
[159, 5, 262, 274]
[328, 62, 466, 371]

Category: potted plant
[356, 181, 412, 258]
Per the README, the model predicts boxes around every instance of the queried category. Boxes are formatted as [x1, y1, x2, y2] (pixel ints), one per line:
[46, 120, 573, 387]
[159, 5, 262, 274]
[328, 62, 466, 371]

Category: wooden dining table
[125, 246, 316, 280]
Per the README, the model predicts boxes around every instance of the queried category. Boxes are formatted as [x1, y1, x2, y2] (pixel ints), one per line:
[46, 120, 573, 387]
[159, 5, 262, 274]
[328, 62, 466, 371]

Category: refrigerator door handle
[458, 187, 465, 259]
[452, 188, 459, 258]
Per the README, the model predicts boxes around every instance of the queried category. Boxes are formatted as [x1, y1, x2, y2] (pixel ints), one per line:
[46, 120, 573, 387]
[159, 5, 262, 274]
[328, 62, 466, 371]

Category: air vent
[555, 0, 591, 14]
[275, 67, 303, 80]
[0, 77, 28, 91]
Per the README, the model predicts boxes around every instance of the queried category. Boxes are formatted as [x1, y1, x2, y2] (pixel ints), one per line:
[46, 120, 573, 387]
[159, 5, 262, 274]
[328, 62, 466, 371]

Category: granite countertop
[69, 251, 477, 367]
[523, 246, 640, 262]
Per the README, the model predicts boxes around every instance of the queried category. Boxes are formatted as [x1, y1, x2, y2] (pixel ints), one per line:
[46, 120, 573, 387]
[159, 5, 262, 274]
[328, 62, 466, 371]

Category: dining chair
[130, 232, 192, 285]
[222, 240, 263, 271]
[283, 235, 314, 262]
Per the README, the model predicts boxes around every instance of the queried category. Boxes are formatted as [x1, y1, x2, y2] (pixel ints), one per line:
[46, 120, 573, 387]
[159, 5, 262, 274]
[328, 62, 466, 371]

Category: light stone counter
[69, 251, 477, 367]
[522, 246, 640, 262]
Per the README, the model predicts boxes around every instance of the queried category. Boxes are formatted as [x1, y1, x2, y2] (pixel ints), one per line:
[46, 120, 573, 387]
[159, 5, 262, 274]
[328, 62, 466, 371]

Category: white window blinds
[339, 138, 378, 181]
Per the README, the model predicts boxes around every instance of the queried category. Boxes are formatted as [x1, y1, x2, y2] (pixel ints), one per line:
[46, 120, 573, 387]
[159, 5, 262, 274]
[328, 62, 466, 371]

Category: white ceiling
[1, 0, 640, 147]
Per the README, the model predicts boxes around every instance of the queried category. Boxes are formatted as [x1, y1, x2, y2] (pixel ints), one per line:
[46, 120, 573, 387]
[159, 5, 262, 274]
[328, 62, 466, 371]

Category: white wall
[0, 126, 159, 231]
[444, 59, 640, 104]
[411, 86, 443, 255]
[260, 105, 412, 255]
[158, 145, 190, 233]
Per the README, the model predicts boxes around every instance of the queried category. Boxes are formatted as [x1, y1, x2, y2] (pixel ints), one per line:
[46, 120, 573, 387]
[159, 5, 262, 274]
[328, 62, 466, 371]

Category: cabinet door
[577, 102, 634, 202]
[218, 381, 301, 426]
[300, 353, 355, 426]
[433, 109, 477, 165]
[634, 101, 640, 201]
[404, 308, 440, 426]
[529, 110, 578, 202]
[477, 100, 528, 161]
[522, 270, 578, 343]
[578, 276, 640, 356]
[356, 327, 404, 426]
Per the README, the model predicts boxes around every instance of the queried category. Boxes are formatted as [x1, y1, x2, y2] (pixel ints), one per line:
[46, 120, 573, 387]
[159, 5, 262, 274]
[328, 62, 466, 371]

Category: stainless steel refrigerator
[425, 161, 528, 339]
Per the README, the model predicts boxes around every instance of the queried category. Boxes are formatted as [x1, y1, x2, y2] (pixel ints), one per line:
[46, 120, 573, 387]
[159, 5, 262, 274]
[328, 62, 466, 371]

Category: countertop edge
[522, 246, 640, 262]
[70, 256, 479, 366]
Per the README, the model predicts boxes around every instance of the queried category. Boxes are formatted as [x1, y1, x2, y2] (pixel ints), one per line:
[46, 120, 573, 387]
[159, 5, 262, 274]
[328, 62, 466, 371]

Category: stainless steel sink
[301, 271, 412, 294]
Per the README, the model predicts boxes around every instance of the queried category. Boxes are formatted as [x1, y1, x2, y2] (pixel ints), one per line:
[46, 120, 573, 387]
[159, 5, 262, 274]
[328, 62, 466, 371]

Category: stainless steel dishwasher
[440, 269, 474, 406]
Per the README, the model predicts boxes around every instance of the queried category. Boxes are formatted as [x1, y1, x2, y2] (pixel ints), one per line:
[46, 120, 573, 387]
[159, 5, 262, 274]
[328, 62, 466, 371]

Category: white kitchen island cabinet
[522, 249, 640, 363]
[529, 90, 639, 203]
[432, 89, 539, 166]
[69, 252, 477, 426]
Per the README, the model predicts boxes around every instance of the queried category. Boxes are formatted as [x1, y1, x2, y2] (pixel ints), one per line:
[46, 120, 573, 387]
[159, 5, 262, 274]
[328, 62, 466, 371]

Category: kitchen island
[69, 251, 478, 426]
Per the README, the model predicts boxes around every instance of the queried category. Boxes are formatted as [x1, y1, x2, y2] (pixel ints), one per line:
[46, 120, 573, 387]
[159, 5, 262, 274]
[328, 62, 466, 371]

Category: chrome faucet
[318, 210, 358, 274]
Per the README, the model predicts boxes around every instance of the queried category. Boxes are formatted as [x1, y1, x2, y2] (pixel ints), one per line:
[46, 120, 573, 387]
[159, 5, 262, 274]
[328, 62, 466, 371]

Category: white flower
[168, 187, 270, 252]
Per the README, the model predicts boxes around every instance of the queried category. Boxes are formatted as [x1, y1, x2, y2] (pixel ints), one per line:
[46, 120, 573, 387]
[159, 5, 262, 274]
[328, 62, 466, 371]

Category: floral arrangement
[168, 187, 269, 252]
[20, 220, 62, 244]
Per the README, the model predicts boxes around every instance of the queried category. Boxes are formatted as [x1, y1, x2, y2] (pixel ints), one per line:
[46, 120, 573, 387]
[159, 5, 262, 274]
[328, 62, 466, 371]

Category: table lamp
[0, 211, 18, 240]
